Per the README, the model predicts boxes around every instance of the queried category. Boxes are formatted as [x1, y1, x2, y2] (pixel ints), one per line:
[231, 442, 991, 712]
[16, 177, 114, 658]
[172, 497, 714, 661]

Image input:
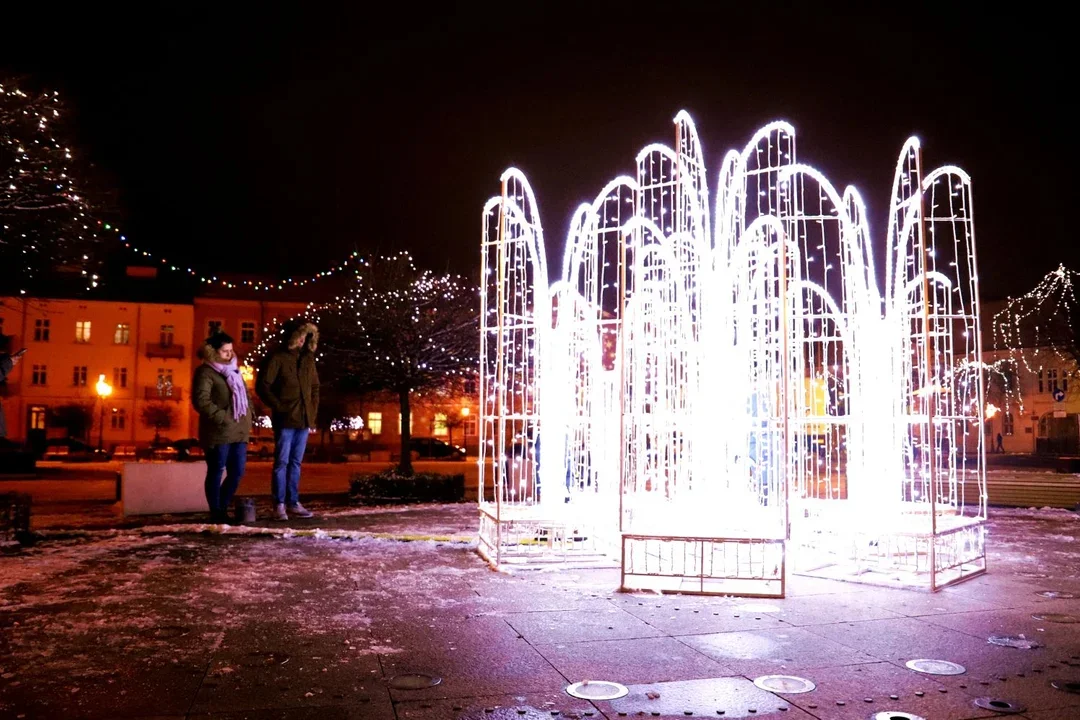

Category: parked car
[42, 437, 109, 462]
[409, 436, 467, 461]
[110, 444, 138, 461]
[148, 437, 178, 461]
[247, 437, 274, 459]
[171, 438, 205, 462]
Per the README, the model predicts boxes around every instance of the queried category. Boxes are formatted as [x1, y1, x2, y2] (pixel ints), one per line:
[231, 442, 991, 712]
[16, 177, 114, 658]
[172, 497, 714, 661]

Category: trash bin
[234, 497, 256, 525]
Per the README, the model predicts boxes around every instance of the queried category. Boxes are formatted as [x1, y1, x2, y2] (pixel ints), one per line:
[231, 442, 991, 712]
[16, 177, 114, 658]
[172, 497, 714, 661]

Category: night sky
[1, 4, 1072, 300]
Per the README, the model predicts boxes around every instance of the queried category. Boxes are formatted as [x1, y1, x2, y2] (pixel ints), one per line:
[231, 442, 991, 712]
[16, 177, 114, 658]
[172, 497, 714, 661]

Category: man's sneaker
[273, 503, 288, 521]
[287, 503, 313, 518]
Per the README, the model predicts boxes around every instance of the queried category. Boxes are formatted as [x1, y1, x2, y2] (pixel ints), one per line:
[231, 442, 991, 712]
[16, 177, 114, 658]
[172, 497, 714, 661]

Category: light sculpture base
[621, 534, 786, 597]
[477, 499, 618, 571]
[792, 502, 986, 591]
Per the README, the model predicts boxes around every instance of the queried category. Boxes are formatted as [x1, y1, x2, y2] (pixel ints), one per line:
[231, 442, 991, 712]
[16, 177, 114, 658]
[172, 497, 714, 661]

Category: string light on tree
[1, 80, 101, 293]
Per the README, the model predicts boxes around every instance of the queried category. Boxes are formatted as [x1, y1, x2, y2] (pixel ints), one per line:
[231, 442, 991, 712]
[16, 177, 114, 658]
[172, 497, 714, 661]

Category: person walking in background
[996, 432, 1005, 454]
[256, 320, 319, 521]
[0, 335, 26, 439]
[192, 332, 252, 523]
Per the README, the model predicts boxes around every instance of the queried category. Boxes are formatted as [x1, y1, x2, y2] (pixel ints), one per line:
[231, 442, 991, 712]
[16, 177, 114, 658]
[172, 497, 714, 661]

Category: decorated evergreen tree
[1, 77, 103, 292]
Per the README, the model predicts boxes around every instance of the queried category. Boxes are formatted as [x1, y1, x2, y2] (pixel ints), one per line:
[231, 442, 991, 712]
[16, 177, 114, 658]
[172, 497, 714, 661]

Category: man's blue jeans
[272, 428, 309, 506]
[205, 442, 247, 515]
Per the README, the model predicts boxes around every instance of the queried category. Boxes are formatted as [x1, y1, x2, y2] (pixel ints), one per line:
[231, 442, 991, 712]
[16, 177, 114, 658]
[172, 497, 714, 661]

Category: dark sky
[2, 4, 1072, 299]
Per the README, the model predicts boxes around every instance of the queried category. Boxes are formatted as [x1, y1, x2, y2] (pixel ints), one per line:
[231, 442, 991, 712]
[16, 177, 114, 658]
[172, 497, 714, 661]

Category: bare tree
[140, 403, 176, 445]
[1, 77, 102, 289]
[313, 254, 478, 474]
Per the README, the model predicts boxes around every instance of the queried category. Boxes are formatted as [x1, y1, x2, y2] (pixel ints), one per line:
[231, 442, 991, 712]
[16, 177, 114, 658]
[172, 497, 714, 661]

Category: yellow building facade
[0, 296, 194, 449]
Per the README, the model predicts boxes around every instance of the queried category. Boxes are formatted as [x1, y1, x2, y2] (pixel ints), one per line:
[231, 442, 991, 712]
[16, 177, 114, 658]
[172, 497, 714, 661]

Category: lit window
[33, 319, 50, 342]
[156, 369, 174, 397]
[114, 323, 130, 344]
[113, 367, 128, 389]
[241, 321, 256, 344]
[75, 320, 91, 343]
[433, 413, 448, 436]
[368, 412, 383, 435]
[30, 406, 47, 430]
[72, 366, 87, 386]
[111, 408, 127, 430]
[31, 364, 47, 385]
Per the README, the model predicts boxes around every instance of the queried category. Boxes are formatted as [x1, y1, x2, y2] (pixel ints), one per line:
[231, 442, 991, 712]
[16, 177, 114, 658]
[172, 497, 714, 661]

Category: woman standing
[192, 332, 251, 523]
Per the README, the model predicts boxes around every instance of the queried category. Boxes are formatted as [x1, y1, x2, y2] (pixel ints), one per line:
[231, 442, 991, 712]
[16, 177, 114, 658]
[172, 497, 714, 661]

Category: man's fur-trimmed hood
[285, 321, 319, 352]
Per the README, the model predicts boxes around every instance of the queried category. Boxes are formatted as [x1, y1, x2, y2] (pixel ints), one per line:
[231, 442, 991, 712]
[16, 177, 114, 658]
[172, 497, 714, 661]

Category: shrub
[349, 468, 465, 505]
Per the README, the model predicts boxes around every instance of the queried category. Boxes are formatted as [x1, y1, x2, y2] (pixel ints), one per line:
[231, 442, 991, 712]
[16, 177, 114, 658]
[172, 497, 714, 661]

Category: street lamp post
[96, 374, 113, 453]
[456, 406, 470, 451]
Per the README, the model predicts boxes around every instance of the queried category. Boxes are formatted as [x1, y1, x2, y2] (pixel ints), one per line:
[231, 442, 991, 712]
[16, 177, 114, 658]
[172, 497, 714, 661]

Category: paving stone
[1021, 707, 1080, 720]
[919, 607, 1080, 650]
[853, 587, 1009, 616]
[761, 592, 905, 626]
[779, 661, 1006, 719]
[535, 636, 732, 685]
[187, 705, 394, 719]
[620, 601, 792, 636]
[804, 615, 1039, 677]
[0, 661, 206, 719]
[934, 668, 1080, 715]
[679, 626, 878, 677]
[590, 676, 818, 718]
[505, 607, 664, 644]
[189, 651, 385, 714]
[784, 574, 877, 597]
[379, 640, 571, 702]
[393, 691, 595, 719]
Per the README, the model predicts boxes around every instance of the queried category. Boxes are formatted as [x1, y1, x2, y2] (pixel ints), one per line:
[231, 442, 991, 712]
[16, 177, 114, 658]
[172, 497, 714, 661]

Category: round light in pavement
[565, 680, 628, 700]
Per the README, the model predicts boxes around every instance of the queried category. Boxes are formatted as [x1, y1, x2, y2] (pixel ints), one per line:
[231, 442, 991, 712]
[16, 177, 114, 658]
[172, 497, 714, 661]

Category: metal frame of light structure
[785, 140, 987, 591]
[478, 111, 986, 594]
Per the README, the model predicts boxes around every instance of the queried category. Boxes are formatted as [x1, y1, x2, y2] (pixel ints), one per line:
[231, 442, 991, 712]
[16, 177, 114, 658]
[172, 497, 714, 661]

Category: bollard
[1, 492, 32, 543]
[234, 497, 257, 525]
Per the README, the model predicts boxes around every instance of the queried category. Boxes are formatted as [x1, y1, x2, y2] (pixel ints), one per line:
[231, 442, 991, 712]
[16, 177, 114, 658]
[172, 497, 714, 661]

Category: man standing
[256, 320, 320, 520]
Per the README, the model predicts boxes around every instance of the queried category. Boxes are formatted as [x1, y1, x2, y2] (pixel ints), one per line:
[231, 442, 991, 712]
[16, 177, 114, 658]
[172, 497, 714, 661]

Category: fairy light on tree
[306, 252, 479, 475]
[992, 264, 1080, 386]
[1, 78, 102, 292]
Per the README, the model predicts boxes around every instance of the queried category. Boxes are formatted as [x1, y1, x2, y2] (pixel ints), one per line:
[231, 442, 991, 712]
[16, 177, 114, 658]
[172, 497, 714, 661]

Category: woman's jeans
[205, 441, 247, 515]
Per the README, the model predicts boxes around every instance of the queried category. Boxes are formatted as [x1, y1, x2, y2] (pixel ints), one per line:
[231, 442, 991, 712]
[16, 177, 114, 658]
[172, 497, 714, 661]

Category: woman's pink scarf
[208, 357, 249, 422]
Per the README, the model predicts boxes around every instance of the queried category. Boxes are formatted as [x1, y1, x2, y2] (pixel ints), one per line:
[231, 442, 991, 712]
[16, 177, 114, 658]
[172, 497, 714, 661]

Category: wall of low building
[983, 348, 1080, 453]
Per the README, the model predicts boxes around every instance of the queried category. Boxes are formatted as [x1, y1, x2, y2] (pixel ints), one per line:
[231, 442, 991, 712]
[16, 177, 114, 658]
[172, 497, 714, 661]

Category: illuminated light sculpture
[618, 116, 794, 596]
[479, 110, 986, 594]
[786, 140, 987, 590]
